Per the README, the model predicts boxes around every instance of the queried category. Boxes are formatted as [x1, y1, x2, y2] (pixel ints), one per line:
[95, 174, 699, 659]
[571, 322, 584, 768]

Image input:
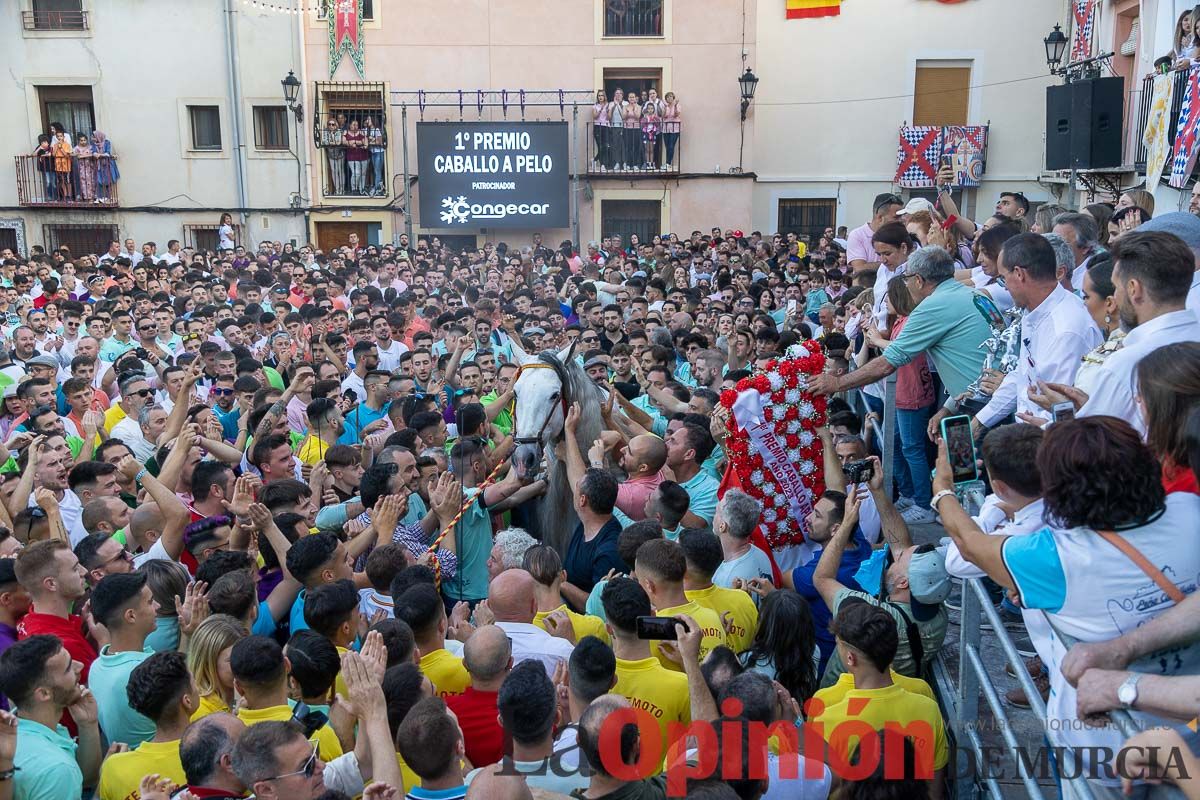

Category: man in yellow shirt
[396, 583, 470, 697]
[98, 650, 195, 800]
[634, 539, 726, 670]
[524, 544, 610, 645]
[678, 530, 758, 653]
[229, 635, 343, 763]
[813, 603, 948, 797]
[602, 576, 689, 765]
[301, 579, 360, 700]
[296, 397, 345, 466]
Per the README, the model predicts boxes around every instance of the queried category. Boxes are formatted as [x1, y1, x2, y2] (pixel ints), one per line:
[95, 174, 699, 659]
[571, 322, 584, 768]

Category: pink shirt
[891, 317, 934, 410]
[615, 469, 665, 520]
[846, 222, 876, 266]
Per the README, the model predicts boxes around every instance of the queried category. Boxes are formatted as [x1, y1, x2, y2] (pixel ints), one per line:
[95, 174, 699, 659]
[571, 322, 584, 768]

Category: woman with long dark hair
[740, 589, 819, 707]
[1136, 342, 1200, 494]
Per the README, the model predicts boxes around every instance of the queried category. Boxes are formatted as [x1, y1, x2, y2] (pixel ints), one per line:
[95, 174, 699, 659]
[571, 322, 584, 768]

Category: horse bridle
[510, 361, 569, 448]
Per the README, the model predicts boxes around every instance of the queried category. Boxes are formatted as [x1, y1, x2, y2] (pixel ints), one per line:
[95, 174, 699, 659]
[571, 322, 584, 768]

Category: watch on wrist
[1117, 673, 1141, 708]
[930, 489, 957, 511]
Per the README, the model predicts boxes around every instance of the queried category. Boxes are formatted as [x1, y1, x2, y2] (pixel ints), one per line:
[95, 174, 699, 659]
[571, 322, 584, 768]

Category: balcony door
[601, 199, 661, 246]
[39, 85, 95, 141]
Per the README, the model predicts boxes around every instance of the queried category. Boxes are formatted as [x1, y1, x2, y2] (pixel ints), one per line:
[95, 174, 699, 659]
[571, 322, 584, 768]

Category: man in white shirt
[1135, 212, 1200, 321]
[1077, 231, 1200, 433]
[1051, 212, 1101, 292]
[372, 315, 407, 373]
[975, 234, 1100, 432]
[712, 490, 774, 588]
[486, 569, 573, 677]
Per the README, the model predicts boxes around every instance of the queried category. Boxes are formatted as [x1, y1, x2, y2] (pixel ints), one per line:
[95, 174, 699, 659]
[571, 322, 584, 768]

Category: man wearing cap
[810, 481, 948, 688]
[846, 193, 903, 275]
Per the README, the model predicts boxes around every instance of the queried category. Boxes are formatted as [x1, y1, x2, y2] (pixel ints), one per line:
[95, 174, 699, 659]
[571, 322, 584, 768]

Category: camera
[134, 347, 149, 360]
[843, 459, 874, 484]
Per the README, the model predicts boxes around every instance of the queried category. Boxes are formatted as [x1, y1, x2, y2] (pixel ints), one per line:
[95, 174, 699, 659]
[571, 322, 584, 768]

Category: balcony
[586, 122, 681, 176]
[1133, 69, 1189, 176]
[603, 0, 663, 37]
[14, 154, 119, 208]
[22, 10, 88, 31]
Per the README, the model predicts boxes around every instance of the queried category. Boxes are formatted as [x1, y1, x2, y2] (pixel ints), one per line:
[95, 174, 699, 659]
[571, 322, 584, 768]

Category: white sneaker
[895, 497, 915, 510]
[901, 505, 937, 524]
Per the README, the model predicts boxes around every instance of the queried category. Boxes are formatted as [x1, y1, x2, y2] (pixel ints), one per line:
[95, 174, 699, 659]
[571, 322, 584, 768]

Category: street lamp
[1044, 24, 1068, 76]
[282, 70, 303, 122]
[739, 67, 759, 121]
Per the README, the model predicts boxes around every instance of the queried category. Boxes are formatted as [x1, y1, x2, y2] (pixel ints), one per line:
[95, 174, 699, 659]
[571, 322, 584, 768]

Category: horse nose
[512, 444, 539, 476]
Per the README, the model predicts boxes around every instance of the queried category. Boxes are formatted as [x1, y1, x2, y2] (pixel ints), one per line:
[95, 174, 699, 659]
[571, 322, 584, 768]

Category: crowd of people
[0, 168, 1194, 800]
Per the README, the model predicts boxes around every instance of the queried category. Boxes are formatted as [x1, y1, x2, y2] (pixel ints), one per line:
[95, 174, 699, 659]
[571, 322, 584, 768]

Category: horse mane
[534, 351, 604, 555]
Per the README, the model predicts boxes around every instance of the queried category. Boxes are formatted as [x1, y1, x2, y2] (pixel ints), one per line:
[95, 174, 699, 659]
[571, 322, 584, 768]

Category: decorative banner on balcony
[1070, 0, 1096, 62]
[327, 0, 364, 78]
[894, 126, 942, 188]
[1144, 73, 1177, 189]
[941, 125, 988, 187]
[786, 0, 841, 19]
[1170, 67, 1200, 188]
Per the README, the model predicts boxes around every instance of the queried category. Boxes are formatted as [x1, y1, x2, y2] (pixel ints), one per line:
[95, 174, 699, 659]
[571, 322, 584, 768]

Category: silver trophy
[964, 291, 1025, 402]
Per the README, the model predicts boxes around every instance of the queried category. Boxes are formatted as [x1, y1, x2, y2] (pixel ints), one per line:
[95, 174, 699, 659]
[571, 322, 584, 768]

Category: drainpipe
[295, 0, 314, 242]
[223, 0, 251, 237]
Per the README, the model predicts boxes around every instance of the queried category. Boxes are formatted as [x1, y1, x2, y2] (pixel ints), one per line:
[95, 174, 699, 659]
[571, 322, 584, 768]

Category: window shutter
[913, 66, 970, 127]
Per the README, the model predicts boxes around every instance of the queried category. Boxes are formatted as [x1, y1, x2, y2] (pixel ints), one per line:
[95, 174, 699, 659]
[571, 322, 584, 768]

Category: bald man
[612, 434, 667, 521]
[486, 569, 574, 676]
[446, 625, 512, 768]
[465, 766, 532, 800]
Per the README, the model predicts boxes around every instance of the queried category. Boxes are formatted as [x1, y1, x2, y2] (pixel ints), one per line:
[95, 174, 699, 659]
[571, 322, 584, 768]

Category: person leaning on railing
[933, 415, 1200, 779]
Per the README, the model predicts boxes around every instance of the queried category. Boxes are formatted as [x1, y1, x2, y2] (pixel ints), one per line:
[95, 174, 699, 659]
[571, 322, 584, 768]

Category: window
[601, 199, 661, 246]
[604, 0, 662, 37]
[253, 106, 289, 151]
[188, 105, 222, 151]
[25, 0, 87, 30]
[38, 86, 94, 143]
[602, 68, 663, 105]
[778, 199, 837, 241]
[43, 224, 118, 257]
[313, 82, 387, 197]
[0, 229, 17, 256]
[184, 224, 240, 251]
[318, 0, 373, 20]
[913, 63, 971, 127]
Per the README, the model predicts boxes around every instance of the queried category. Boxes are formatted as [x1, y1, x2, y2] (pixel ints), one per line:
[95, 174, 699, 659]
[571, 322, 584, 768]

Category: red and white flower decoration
[720, 341, 828, 549]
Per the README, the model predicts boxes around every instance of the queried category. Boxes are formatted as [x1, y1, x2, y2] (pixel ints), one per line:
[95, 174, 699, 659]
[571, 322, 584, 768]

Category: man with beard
[0, 634, 102, 799]
[298, 398, 345, 466]
[14, 540, 97, 679]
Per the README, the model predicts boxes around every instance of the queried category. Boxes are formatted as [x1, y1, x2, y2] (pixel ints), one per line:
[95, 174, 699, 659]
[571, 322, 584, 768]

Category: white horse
[508, 339, 606, 556]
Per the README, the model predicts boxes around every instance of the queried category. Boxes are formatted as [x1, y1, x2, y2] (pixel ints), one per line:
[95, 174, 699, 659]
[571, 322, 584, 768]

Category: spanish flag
[786, 0, 841, 18]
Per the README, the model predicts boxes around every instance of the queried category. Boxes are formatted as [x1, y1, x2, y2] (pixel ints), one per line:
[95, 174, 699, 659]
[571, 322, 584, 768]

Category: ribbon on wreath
[730, 388, 815, 541]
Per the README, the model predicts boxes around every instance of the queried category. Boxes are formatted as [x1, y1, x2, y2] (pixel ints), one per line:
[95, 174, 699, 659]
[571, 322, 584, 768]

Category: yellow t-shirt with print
[613, 655, 690, 772]
[420, 648, 470, 698]
[652, 600, 726, 671]
[533, 605, 610, 645]
[685, 584, 758, 653]
[97, 739, 185, 800]
[814, 670, 935, 709]
[190, 692, 230, 722]
[813, 682, 948, 771]
[237, 704, 344, 762]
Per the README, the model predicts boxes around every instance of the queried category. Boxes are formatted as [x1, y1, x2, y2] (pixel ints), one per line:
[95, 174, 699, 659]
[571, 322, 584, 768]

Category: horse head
[509, 338, 578, 480]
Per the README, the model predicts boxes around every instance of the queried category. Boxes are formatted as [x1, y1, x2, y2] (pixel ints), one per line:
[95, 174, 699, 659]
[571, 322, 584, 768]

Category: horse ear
[557, 338, 578, 365]
[508, 338, 533, 366]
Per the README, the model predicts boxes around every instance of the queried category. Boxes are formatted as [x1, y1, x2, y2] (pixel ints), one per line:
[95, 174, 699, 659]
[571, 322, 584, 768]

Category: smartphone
[940, 414, 978, 484]
[787, 298, 798, 314]
[636, 616, 679, 641]
[1051, 402, 1075, 424]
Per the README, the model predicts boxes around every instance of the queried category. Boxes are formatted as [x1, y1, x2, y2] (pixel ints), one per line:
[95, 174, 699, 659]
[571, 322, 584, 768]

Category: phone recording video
[941, 414, 978, 484]
[636, 616, 679, 641]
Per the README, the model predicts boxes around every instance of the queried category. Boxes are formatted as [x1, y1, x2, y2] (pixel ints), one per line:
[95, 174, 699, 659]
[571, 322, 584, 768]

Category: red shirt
[445, 687, 505, 767]
[1162, 461, 1199, 495]
[17, 609, 98, 682]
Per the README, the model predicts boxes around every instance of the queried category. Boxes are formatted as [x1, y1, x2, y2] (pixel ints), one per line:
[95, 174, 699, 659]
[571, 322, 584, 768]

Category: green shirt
[443, 486, 491, 602]
[882, 279, 991, 398]
[819, 588, 948, 688]
[13, 717, 81, 800]
[88, 645, 156, 747]
[480, 391, 513, 436]
[680, 470, 720, 526]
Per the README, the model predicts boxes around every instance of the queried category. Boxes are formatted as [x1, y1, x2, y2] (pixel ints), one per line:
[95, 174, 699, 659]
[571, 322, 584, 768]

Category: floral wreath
[720, 340, 828, 549]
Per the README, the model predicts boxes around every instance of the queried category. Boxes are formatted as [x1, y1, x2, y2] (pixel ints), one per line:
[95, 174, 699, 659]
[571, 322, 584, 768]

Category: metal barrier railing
[950, 577, 1187, 800]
